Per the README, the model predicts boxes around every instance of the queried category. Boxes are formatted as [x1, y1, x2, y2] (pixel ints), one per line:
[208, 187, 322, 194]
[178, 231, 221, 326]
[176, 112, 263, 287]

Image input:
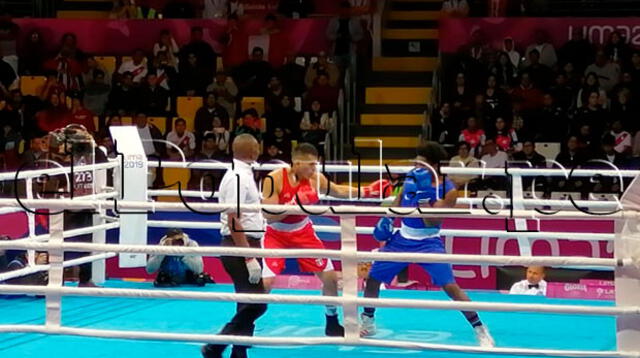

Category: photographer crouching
[146, 228, 213, 287]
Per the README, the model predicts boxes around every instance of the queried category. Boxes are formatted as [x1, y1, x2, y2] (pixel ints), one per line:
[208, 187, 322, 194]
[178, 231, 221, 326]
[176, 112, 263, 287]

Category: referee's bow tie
[528, 284, 540, 289]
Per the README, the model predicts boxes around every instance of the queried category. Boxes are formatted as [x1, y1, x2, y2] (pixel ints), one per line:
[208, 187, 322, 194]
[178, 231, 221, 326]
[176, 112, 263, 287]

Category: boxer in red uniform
[261, 143, 391, 336]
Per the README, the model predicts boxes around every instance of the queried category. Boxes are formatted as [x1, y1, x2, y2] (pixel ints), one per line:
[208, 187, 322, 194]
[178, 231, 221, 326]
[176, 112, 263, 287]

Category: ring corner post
[614, 217, 640, 352]
[340, 214, 359, 343]
[46, 212, 64, 329]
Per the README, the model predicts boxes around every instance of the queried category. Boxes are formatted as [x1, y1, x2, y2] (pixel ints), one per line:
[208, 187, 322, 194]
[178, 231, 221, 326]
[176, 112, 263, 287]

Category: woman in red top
[458, 116, 486, 157]
[36, 92, 71, 132]
[493, 117, 519, 153]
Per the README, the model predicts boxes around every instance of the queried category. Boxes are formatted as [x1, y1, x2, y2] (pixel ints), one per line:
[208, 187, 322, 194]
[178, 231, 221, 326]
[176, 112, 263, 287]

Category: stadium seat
[148, 117, 168, 135]
[94, 56, 117, 77]
[93, 116, 100, 132]
[216, 57, 224, 71]
[20, 76, 46, 96]
[160, 168, 191, 202]
[536, 143, 561, 162]
[241, 97, 265, 116]
[121, 117, 133, 125]
[177, 96, 203, 123]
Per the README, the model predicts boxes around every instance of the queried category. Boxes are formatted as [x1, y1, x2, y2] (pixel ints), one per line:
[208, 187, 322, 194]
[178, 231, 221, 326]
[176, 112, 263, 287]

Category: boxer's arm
[318, 174, 359, 199]
[261, 169, 288, 222]
[432, 188, 458, 208]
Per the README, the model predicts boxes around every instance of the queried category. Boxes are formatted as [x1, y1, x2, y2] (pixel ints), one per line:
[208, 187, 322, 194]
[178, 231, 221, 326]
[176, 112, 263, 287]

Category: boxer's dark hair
[416, 141, 448, 165]
[292, 143, 318, 159]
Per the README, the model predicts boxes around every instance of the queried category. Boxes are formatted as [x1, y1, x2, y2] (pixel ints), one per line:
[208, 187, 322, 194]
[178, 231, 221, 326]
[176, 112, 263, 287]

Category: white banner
[109, 126, 148, 268]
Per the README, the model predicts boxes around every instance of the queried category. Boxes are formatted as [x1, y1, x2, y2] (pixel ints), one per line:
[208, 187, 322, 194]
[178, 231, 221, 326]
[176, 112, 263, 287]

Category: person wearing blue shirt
[359, 142, 495, 347]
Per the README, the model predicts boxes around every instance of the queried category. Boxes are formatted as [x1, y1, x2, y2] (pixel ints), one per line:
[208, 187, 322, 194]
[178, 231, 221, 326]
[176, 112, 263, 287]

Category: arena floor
[0, 281, 615, 358]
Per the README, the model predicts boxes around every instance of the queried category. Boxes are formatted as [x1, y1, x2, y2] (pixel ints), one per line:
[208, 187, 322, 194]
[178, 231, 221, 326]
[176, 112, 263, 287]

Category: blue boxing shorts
[368, 231, 455, 287]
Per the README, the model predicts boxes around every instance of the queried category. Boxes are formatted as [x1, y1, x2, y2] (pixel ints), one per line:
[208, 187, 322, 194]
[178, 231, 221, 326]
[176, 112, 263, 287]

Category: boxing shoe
[325, 314, 344, 337]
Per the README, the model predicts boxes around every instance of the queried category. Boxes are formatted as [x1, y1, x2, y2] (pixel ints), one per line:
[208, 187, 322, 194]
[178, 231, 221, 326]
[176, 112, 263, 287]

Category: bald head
[232, 134, 260, 162]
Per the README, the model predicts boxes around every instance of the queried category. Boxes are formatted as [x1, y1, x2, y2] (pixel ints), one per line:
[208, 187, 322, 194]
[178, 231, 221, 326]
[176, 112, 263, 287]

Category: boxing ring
[0, 155, 640, 358]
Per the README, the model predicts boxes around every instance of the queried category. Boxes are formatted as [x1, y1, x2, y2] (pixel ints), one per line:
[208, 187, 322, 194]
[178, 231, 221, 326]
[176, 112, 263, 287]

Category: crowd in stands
[0, 5, 363, 190]
[436, 29, 640, 195]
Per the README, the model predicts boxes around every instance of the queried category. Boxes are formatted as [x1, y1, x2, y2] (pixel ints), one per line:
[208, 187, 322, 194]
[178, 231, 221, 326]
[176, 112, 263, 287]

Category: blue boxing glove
[401, 168, 437, 207]
[373, 217, 394, 242]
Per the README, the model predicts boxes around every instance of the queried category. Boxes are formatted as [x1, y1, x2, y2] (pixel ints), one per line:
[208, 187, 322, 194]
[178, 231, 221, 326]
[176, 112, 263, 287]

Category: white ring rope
[145, 219, 615, 242]
[0, 241, 625, 268]
[0, 253, 116, 282]
[0, 161, 118, 181]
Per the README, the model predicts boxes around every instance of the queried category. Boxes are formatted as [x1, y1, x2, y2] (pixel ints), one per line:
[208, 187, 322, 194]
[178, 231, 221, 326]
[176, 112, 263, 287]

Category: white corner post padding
[46, 212, 64, 328]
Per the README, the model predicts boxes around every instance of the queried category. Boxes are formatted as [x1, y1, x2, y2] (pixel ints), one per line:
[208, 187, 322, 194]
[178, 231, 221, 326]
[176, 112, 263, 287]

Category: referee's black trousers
[219, 236, 267, 337]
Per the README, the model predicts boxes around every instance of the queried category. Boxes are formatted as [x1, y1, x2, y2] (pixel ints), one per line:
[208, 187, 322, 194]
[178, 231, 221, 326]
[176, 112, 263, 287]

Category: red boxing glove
[295, 184, 320, 205]
[362, 179, 392, 198]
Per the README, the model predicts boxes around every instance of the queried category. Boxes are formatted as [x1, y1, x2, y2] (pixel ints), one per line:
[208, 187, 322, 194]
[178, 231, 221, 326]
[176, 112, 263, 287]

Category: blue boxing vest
[400, 172, 456, 239]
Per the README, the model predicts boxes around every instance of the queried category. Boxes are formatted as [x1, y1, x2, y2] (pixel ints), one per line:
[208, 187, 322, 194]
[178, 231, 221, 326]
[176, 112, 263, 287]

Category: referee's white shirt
[218, 159, 264, 238]
[509, 279, 547, 296]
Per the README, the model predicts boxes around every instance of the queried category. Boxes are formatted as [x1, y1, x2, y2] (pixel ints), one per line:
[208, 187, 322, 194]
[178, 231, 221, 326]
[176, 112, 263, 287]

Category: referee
[202, 134, 267, 358]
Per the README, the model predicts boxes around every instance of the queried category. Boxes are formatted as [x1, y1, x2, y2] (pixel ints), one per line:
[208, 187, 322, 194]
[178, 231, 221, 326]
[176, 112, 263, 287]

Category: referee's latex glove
[245, 258, 262, 284]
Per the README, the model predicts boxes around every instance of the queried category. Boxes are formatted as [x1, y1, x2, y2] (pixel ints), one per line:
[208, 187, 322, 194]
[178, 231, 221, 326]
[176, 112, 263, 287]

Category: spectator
[108, 71, 139, 116]
[39, 71, 66, 101]
[535, 93, 568, 142]
[491, 52, 517, 88]
[478, 138, 508, 189]
[483, 75, 509, 120]
[307, 73, 339, 112]
[431, 102, 459, 145]
[204, 117, 231, 156]
[135, 111, 164, 159]
[576, 123, 598, 157]
[36, 92, 70, 132]
[234, 109, 262, 142]
[266, 95, 301, 135]
[301, 100, 331, 131]
[18, 30, 45, 76]
[110, 0, 138, 18]
[163, 0, 197, 18]
[611, 88, 637, 133]
[612, 71, 635, 98]
[20, 128, 49, 169]
[585, 50, 621, 93]
[510, 72, 544, 112]
[195, 92, 230, 142]
[203, 0, 244, 18]
[0, 249, 49, 286]
[167, 118, 196, 159]
[447, 72, 473, 112]
[0, 116, 21, 170]
[153, 29, 180, 58]
[610, 119, 632, 155]
[472, 93, 491, 128]
[118, 49, 148, 84]
[0, 54, 15, 96]
[179, 52, 211, 96]
[305, 51, 341, 89]
[502, 37, 521, 70]
[259, 142, 288, 162]
[629, 51, 640, 88]
[592, 134, 624, 193]
[260, 13, 281, 35]
[266, 126, 291, 160]
[574, 90, 607, 138]
[492, 117, 519, 153]
[458, 116, 486, 157]
[559, 28, 594, 74]
[138, 73, 170, 116]
[265, 76, 286, 113]
[42, 35, 84, 92]
[0, 10, 19, 73]
[82, 56, 111, 88]
[279, 53, 306, 97]
[146, 228, 207, 287]
[232, 46, 273, 97]
[441, 0, 469, 17]
[524, 30, 557, 68]
[180, 26, 217, 71]
[206, 71, 238, 120]
[523, 49, 553, 90]
[0, 89, 22, 135]
[196, 131, 223, 161]
[326, 1, 364, 67]
[278, 0, 314, 18]
[68, 95, 96, 133]
[509, 266, 547, 296]
[555, 135, 586, 191]
[604, 31, 631, 66]
[576, 72, 607, 109]
[148, 51, 179, 92]
[448, 141, 479, 188]
[513, 140, 546, 166]
[563, 62, 583, 90]
[549, 72, 575, 112]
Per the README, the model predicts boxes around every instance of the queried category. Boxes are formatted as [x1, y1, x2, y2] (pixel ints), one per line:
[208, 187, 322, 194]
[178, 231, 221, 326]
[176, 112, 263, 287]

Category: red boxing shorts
[262, 222, 333, 277]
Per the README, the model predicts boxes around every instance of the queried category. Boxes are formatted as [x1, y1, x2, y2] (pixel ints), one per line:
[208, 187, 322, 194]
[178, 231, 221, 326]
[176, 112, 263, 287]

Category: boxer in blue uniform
[360, 142, 495, 347]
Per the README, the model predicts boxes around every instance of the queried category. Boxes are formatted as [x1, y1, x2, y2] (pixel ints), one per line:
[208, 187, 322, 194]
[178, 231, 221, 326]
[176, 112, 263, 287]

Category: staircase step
[355, 126, 422, 136]
[361, 113, 426, 126]
[56, 10, 110, 18]
[350, 147, 419, 159]
[365, 87, 432, 105]
[388, 10, 440, 20]
[386, 20, 438, 29]
[373, 57, 438, 71]
[391, 1, 442, 11]
[354, 136, 420, 148]
[362, 71, 432, 86]
[383, 29, 439, 40]
[382, 39, 439, 57]
[360, 104, 429, 114]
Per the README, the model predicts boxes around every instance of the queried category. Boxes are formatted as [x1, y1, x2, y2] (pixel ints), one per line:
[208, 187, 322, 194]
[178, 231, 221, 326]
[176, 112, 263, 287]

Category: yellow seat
[216, 57, 224, 71]
[94, 56, 116, 77]
[121, 117, 133, 125]
[160, 168, 191, 202]
[148, 117, 168, 135]
[241, 97, 265, 117]
[20, 76, 46, 96]
[93, 116, 100, 132]
[177, 96, 203, 123]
